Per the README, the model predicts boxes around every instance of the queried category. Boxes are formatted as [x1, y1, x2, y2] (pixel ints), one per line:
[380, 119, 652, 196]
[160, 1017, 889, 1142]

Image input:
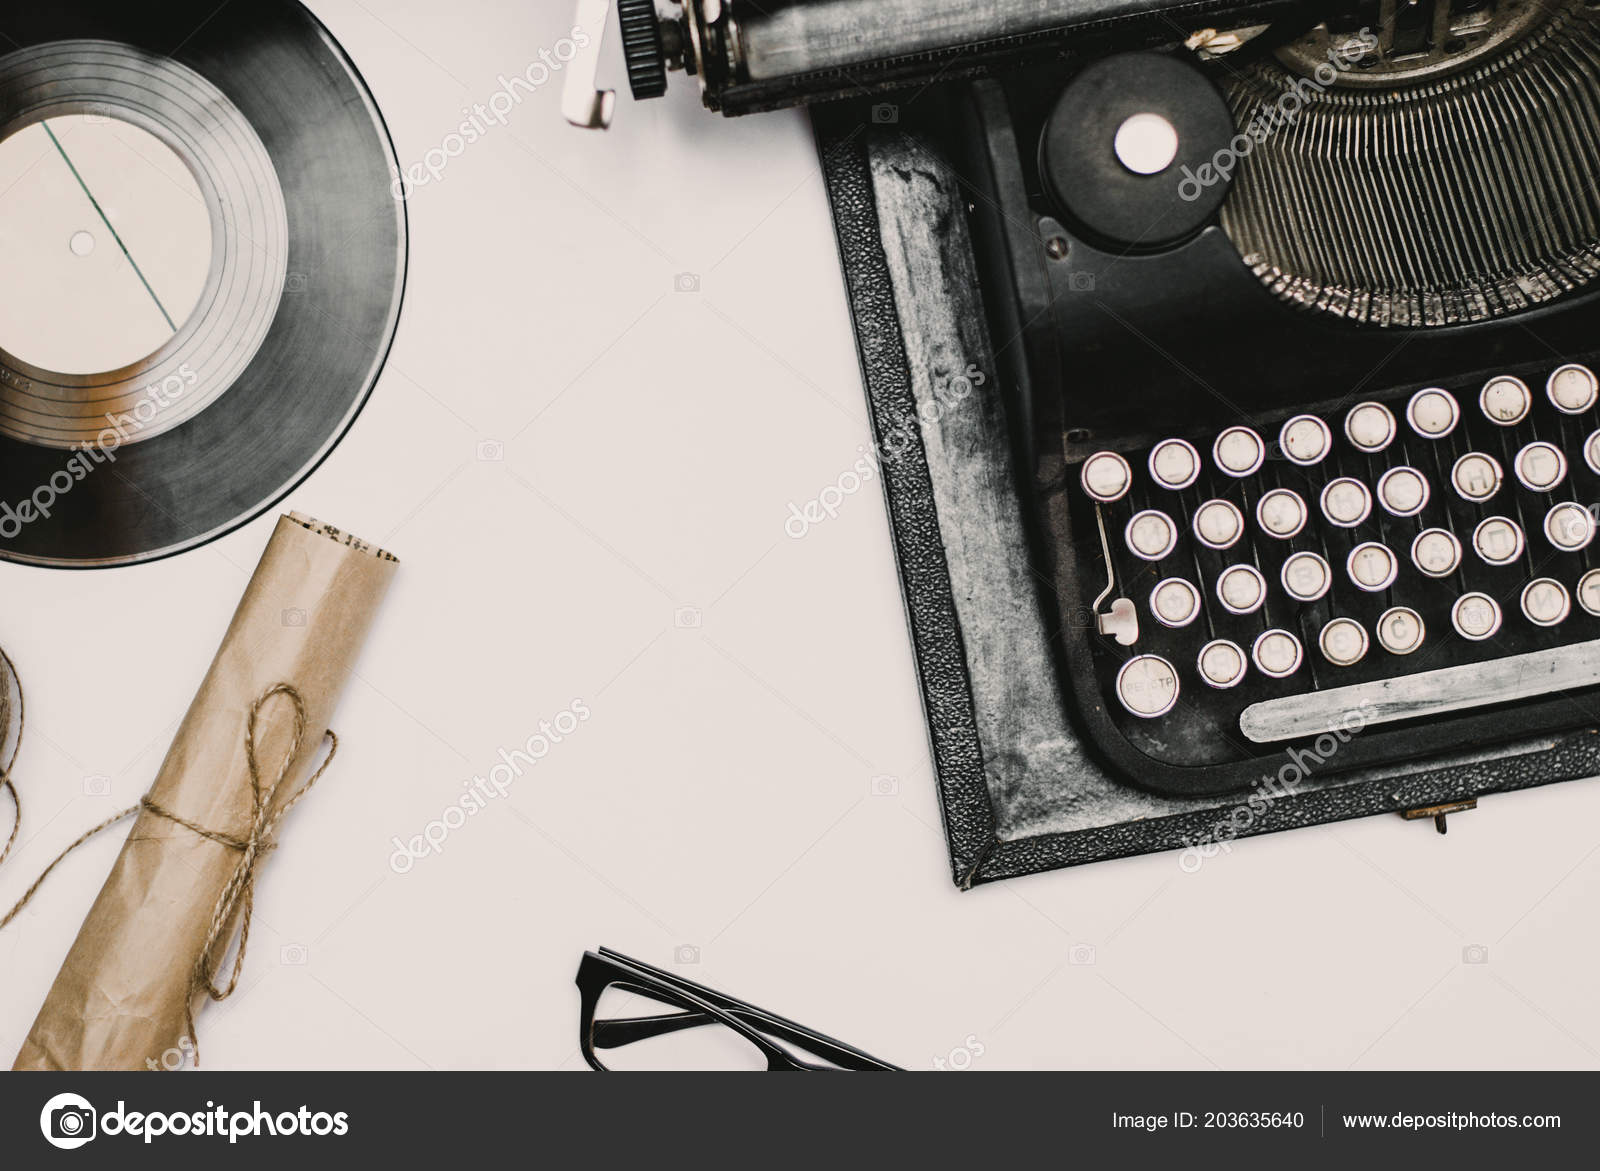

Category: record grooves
[0, 0, 407, 567]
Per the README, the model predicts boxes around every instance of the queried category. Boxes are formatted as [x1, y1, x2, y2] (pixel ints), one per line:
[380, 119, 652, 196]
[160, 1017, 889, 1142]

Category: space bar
[1239, 639, 1600, 743]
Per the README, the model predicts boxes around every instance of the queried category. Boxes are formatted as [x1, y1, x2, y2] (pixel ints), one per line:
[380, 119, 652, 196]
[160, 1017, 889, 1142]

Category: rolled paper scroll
[13, 514, 397, 1070]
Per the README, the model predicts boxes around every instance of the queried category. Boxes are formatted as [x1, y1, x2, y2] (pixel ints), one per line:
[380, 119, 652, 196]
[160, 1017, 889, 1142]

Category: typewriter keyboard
[1074, 364, 1600, 769]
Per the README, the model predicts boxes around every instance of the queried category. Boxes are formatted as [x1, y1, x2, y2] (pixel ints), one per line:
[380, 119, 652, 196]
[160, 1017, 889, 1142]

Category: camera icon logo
[281, 607, 307, 628]
[871, 103, 899, 124]
[1462, 944, 1490, 965]
[476, 439, 505, 462]
[82, 775, 111, 797]
[285, 271, 308, 294]
[280, 943, 309, 966]
[1069, 943, 1097, 966]
[674, 272, 701, 293]
[40, 1092, 96, 1150]
[870, 774, 899, 796]
[674, 944, 701, 965]
[674, 606, 703, 629]
[1068, 272, 1096, 292]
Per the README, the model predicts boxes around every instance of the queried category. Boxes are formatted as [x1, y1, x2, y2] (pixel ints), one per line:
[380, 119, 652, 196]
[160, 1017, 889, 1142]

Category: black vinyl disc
[0, 0, 405, 567]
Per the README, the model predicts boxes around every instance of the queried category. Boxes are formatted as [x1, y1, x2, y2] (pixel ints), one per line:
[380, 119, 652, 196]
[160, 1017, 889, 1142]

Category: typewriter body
[573, 0, 1600, 873]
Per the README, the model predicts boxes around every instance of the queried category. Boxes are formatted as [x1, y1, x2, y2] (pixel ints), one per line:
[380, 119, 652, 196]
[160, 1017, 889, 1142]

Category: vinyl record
[0, 0, 406, 567]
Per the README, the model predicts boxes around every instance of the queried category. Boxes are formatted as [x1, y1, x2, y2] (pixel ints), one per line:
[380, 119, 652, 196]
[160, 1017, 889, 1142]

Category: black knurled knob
[618, 0, 668, 100]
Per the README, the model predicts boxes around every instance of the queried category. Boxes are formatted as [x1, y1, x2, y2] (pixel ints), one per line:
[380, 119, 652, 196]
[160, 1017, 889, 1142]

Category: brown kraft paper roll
[14, 514, 397, 1070]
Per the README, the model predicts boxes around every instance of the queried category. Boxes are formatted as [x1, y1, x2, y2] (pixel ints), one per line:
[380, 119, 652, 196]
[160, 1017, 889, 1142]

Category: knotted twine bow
[0, 649, 337, 1068]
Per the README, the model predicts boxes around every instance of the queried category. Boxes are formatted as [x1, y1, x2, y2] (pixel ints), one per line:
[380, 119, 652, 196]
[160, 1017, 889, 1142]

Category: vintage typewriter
[571, 0, 1600, 880]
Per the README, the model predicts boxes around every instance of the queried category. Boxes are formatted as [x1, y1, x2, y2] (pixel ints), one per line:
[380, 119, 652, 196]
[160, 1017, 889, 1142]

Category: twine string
[0, 651, 336, 1067]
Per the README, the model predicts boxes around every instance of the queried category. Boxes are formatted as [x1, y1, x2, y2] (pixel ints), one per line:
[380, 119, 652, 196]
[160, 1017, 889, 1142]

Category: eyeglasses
[576, 947, 900, 1071]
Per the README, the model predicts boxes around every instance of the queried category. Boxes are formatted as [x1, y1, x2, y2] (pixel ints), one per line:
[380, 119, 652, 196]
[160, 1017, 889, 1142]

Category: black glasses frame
[576, 947, 900, 1071]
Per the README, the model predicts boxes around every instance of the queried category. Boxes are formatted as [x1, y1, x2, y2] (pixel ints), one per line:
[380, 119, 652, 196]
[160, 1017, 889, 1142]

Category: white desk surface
[1, 0, 1597, 1070]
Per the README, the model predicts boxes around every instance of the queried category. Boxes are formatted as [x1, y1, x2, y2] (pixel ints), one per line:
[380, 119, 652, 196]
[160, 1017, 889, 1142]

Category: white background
[1, 0, 1597, 1070]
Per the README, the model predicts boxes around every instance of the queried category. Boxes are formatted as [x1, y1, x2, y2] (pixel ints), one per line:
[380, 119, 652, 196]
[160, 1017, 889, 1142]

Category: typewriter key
[1473, 516, 1525, 565]
[1410, 528, 1462, 578]
[1318, 618, 1369, 667]
[1586, 430, 1600, 476]
[1193, 499, 1244, 550]
[1480, 376, 1532, 426]
[1452, 592, 1503, 640]
[1198, 639, 1247, 689]
[1252, 629, 1303, 678]
[1125, 510, 1178, 561]
[1148, 438, 1200, 490]
[1256, 488, 1307, 538]
[1451, 452, 1503, 502]
[1344, 402, 1396, 453]
[1376, 466, 1429, 517]
[1514, 442, 1567, 493]
[1115, 655, 1180, 718]
[1217, 564, 1267, 615]
[1521, 578, 1571, 627]
[1321, 478, 1373, 527]
[1578, 569, 1600, 618]
[1544, 502, 1596, 552]
[1347, 542, 1399, 592]
[1281, 551, 1331, 602]
[1213, 426, 1265, 477]
[1406, 388, 1460, 439]
[1150, 578, 1201, 628]
[1547, 364, 1598, 415]
[1377, 607, 1425, 655]
[1081, 451, 1132, 502]
[1279, 415, 1332, 466]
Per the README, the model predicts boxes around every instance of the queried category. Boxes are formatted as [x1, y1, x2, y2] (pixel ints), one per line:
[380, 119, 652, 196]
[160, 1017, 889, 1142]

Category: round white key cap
[1150, 578, 1201, 628]
[1252, 629, 1303, 678]
[1377, 606, 1425, 655]
[1281, 550, 1332, 602]
[1081, 451, 1132, 502]
[1578, 568, 1600, 617]
[1545, 502, 1596, 552]
[1514, 442, 1567, 492]
[1406, 388, 1460, 438]
[1473, 516, 1525, 565]
[1126, 510, 1177, 560]
[1376, 466, 1429, 517]
[1319, 617, 1369, 667]
[1279, 414, 1332, 466]
[1452, 592, 1503, 640]
[1321, 477, 1373, 527]
[1198, 639, 1248, 689]
[1586, 430, 1600, 476]
[1347, 542, 1399, 592]
[1256, 488, 1307, 538]
[1344, 401, 1397, 452]
[1480, 375, 1531, 425]
[1148, 438, 1200, 490]
[1116, 655, 1180, 717]
[1217, 564, 1267, 614]
[1410, 528, 1462, 578]
[1193, 499, 1244, 550]
[1213, 426, 1265, 477]
[1522, 578, 1571, 627]
[1451, 452, 1503, 502]
[1547, 364, 1598, 414]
